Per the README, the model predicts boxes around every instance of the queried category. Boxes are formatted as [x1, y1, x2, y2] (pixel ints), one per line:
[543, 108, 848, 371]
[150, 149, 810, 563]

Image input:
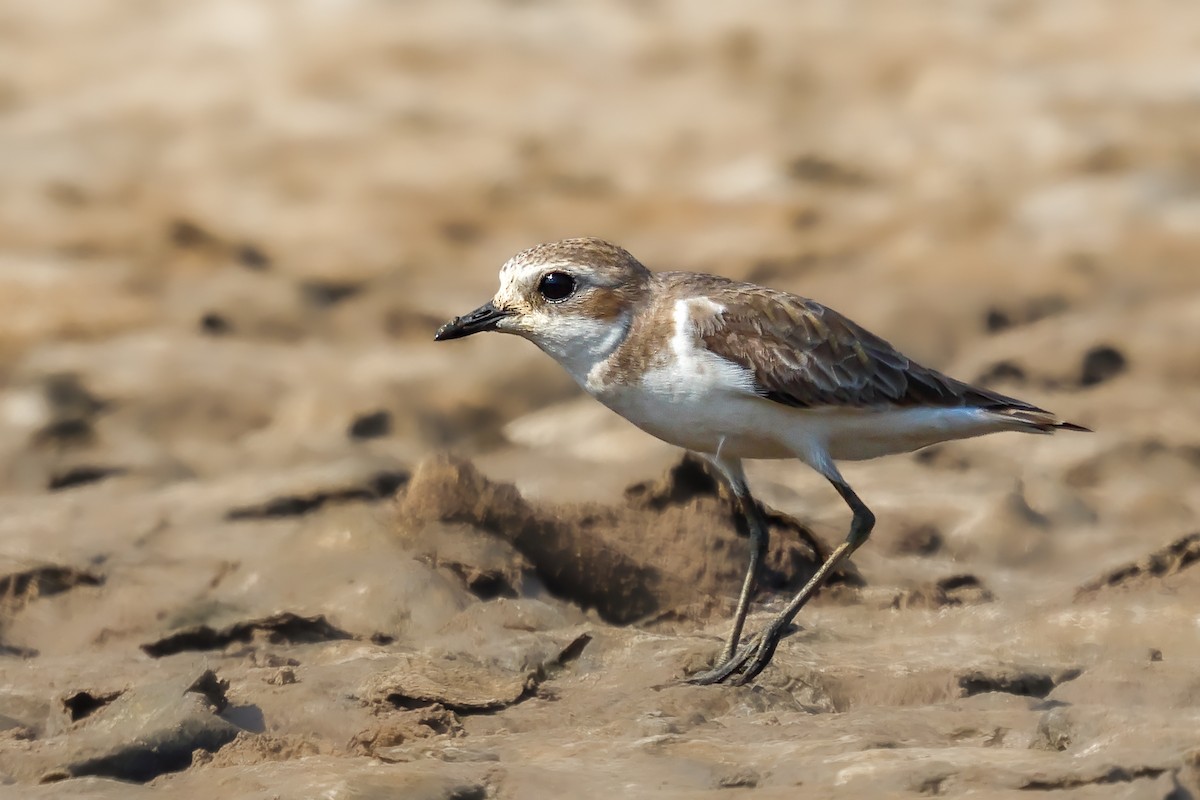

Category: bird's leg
[719, 491, 770, 664]
[686, 456, 769, 685]
[705, 477, 875, 686]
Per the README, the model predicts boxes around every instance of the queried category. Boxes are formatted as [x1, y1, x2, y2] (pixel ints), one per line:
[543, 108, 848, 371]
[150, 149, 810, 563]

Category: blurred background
[2, 1, 1200, 795]
[2, 0, 1196, 481]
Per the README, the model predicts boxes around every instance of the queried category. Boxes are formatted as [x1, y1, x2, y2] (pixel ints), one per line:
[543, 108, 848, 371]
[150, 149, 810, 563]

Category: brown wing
[687, 280, 1042, 412]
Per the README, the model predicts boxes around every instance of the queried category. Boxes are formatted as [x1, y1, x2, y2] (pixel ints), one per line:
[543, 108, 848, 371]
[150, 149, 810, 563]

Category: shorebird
[434, 238, 1088, 685]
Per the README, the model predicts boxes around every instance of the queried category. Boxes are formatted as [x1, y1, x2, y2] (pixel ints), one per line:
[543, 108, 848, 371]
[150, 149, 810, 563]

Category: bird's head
[434, 237, 652, 378]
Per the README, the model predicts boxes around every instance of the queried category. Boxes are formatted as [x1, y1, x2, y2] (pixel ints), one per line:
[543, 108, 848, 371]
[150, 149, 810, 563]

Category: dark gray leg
[698, 476, 875, 686]
[685, 456, 769, 685]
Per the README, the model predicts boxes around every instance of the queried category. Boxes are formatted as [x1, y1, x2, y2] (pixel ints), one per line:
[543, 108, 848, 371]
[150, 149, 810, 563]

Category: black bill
[434, 301, 511, 341]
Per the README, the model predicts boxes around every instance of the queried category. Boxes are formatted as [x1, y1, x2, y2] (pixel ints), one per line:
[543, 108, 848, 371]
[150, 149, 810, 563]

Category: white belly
[596, 379, 1009, 466]
[596, 383, 797, 459]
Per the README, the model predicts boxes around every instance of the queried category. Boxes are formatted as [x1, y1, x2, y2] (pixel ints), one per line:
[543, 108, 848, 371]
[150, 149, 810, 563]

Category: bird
[434, 237, 1088, 685]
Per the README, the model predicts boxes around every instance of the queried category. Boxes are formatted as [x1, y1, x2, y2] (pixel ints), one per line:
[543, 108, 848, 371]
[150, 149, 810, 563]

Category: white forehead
[494, 254, 574, 308]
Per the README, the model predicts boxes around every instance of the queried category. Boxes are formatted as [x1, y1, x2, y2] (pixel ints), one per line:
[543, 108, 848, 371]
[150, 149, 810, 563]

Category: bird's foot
[684, 628, 782, 686]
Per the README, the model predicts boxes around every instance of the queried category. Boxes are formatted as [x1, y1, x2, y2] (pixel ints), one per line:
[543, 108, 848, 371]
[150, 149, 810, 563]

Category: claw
[729, 637, 777, 685]
[682, 633, 763, 685]
[683, 625, 787, 686]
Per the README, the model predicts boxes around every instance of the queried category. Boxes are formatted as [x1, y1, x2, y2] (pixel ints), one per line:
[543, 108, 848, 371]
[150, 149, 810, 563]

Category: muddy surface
[2, 1, 1200, 797]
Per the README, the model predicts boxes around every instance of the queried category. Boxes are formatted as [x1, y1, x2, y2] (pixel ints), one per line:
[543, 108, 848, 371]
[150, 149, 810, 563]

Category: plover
[434, 237, 1088, 685]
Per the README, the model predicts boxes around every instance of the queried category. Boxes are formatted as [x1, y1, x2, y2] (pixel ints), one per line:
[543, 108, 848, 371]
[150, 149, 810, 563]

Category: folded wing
[692, 284, 1044, 413]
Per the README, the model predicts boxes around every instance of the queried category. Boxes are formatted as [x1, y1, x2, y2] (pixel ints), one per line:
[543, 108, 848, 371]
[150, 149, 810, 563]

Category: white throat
[530, 311, 631, 388]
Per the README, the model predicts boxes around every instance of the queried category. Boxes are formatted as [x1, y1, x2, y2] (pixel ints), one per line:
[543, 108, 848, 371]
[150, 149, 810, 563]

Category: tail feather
[991, 406, 1092, 434]
[960, 382, 1090, 434]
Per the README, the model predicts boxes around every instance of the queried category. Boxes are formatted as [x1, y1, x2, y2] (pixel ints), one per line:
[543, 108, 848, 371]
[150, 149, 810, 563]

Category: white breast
[587, 297, 781, 456]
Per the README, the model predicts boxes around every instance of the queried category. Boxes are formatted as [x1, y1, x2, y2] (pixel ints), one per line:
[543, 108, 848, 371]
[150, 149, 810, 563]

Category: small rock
[235, 243, 270, 270]
[47, 465, 126, 491]
[984, 307, 1013, 333]
[891, 523, 943, 556]
[43, 374, 106, 420]
[958, 666, 1080, 699]
[349, 410, 392, 440]
[199, 312, 233, 335]
[1079, 345, 1127, 387]
[975, 360, 1027, 388]
[32, 417, 94, 448]
[1032, 708, 1073, 752]
[986, 296, 1070, 334]
[248, 653, 300, 669]
[168, 219, 217, 248]
[716, 767, 759, 788]
[892, 574, 992, 609]
[300, 280, 363, 309]
[266, 667, 297, 686]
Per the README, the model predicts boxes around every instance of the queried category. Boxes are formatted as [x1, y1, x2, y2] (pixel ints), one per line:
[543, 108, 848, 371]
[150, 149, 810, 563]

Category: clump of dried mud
[398, 453, 856, 626]
[3, 1, 1200, 797]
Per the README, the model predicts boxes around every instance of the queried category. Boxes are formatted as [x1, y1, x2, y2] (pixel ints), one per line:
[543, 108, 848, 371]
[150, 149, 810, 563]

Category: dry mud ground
[2, 1, 1200, 797]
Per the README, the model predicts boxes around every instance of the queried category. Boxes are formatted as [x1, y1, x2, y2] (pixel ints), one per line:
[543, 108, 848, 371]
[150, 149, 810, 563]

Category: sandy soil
[2, 1, 1200, 797]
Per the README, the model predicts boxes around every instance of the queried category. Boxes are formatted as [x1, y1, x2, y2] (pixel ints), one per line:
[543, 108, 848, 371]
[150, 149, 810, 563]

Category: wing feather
[689, 281, 1042, 412]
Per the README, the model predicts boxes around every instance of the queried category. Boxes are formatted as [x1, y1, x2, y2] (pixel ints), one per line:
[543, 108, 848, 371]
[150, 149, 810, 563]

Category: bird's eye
[537, 271, 576, 302]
